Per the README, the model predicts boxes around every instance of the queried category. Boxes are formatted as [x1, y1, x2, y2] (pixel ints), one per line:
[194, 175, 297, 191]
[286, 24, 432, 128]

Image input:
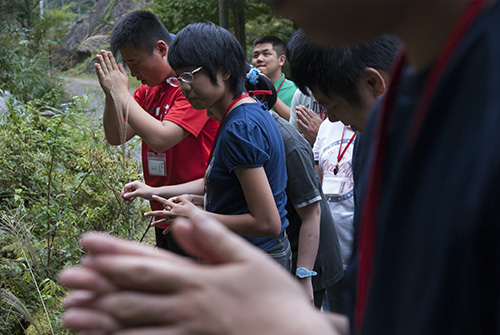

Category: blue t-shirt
[205, 102, 288, 251]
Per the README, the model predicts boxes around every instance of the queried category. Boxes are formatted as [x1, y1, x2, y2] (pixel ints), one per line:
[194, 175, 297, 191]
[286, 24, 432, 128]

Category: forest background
[0, 0, 293, 334]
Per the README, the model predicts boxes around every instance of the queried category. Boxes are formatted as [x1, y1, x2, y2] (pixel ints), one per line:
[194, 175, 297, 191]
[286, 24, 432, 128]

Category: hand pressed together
[296, 105, 323, 146]
[95, 50, 130, 97]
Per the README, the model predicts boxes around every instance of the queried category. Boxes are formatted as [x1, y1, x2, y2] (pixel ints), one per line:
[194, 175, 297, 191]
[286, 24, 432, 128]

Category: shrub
[0, 95, 149, 334]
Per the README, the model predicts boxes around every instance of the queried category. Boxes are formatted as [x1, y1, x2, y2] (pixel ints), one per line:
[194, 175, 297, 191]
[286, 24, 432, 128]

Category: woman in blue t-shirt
[131, 22, 291, 269]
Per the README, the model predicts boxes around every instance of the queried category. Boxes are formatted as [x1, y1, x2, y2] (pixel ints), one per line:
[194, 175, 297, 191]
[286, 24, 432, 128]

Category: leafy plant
[149, 0, 294, 58]
[0, 94, 149, 334]
[0, 2, 78, 103]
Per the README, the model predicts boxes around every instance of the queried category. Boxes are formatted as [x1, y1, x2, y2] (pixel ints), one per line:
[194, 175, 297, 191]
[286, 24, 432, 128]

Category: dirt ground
[62, 75, 139, 119]
[62, 76, 105, 121]
[62, 75, 142, 161]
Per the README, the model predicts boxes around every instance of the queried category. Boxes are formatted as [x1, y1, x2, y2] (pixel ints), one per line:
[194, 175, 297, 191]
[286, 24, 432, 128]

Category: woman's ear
[360, 67, 387, 98]
[222, 72, 231, 81]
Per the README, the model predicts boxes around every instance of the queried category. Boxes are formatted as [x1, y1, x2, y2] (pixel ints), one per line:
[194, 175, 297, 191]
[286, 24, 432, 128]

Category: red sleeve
[163, 89, 210, 137]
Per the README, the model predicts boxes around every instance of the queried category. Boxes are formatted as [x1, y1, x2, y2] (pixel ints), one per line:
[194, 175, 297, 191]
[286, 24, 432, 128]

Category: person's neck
[269, 71, 283, 85]
[162, 66, 176, 83]
[211, 92, 251, 122]
[398, 1, 485, 73]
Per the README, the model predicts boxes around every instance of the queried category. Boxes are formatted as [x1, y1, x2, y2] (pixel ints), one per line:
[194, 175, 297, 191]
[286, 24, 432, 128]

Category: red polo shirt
[134, 82, 218, 227]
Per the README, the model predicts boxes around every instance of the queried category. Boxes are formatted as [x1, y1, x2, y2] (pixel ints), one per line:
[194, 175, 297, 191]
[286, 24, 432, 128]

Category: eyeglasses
[166, 66, 203, 87]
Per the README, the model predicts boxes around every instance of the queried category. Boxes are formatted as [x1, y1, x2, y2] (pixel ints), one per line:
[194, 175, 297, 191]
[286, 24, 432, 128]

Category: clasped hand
[296, 105, 323, 146]
[95, 50, 130, 96]
[58, 210, 339, 335]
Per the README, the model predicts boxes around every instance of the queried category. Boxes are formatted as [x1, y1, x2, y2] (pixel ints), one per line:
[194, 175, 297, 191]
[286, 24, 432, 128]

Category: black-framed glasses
[166, 66, 203, 87]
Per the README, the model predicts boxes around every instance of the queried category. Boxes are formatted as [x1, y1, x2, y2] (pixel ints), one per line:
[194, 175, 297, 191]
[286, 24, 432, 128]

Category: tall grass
[0, 97, 149, 334]
[0, 209, 54, 335]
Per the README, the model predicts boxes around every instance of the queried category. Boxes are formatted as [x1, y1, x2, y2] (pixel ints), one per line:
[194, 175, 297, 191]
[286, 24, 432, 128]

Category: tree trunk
[231, 0, 246, 55]
[219, 0, 229, 28]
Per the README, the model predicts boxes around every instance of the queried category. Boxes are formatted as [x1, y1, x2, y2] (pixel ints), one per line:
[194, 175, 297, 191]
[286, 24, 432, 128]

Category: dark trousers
[154, 227, 190, 257]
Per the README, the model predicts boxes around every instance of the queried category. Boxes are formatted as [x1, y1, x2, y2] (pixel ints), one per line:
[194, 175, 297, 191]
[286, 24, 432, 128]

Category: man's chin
[255, 65, 266, 73]
[327, 113, 340, 123]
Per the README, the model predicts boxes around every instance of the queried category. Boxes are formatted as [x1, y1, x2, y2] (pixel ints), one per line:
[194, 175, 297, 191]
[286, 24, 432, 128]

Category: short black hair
[244, 64, 277, 109]
[286, 30, 401, 107]
[253, 35, 286, 57]
[110, 11, 172, 56]
[168, 22, 247, 99]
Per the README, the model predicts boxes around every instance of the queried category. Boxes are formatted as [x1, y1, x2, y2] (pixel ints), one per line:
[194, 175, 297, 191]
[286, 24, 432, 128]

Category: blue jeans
[265, 231, 292, 272]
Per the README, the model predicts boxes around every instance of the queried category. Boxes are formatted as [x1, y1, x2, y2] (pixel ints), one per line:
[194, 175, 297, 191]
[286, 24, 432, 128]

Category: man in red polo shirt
[95, 11, 218, 252]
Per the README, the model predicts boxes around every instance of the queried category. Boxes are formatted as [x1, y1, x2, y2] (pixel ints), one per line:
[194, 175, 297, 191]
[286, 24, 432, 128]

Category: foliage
[42, 4, 79, 46]
[0, 1, 79, 103]
[245, 13, 294, 56]
[0, 95, 147, 237]
[38, 0, 97, 16]
[149, 0, 294, 59]
[4, 0, 76, 56]
[0, 95, 149, 334]
[0, 49, 62, 104]
[150, 0, 219, 34]
[0, 23, 52, 102]
[246, 14, 295, 46]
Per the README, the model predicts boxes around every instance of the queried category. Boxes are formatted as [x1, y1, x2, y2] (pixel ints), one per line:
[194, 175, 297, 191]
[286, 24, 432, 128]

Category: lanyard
[334, 126, 357, 175]
[207, 93, 250, 166]
[276, 77, 286, 94]
[314, 102, 328, 121]
[354, 0, 485, 331]
[319, 105, 328, 121]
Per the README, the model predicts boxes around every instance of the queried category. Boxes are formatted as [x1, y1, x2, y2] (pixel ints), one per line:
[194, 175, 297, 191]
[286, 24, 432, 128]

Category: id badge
[147, 152, 167, 176]
[323, 176, 350, 196]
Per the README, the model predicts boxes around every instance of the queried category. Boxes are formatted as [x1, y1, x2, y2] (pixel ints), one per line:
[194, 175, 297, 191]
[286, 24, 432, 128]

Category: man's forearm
[102, 93, 133, 145]
[295, 202, 321, 271]
[273, 97, 291, 120]
[154, 178, 205, 199]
